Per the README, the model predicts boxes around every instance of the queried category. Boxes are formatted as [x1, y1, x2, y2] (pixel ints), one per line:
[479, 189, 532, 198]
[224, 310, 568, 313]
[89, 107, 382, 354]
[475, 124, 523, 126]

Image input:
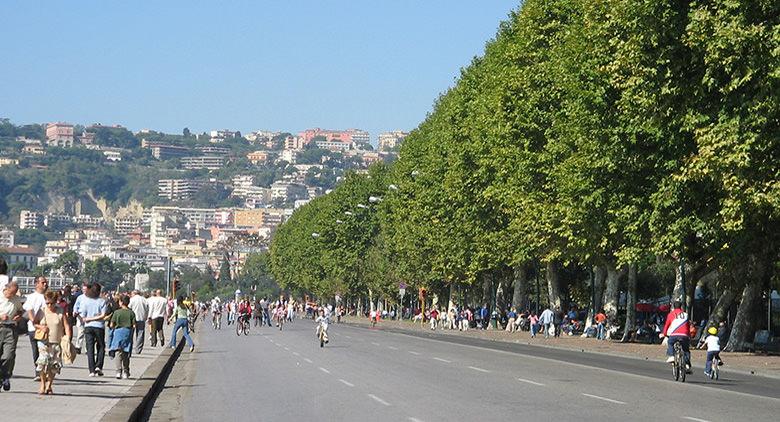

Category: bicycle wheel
[676, 347, 686, 382]
[713, 358, 719, 380]
[244, 321, 250, 335]
[236, 320, 242, 336]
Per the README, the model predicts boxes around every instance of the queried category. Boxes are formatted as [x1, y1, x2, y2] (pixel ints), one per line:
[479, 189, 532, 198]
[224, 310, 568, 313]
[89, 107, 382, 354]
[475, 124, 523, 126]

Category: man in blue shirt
[74, 283, 107, 377]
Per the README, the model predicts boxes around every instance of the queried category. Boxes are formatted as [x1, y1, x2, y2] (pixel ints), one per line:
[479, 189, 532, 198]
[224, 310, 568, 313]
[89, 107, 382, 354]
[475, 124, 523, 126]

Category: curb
[341, 319, 780, 381]
[103, 337, 186, 422]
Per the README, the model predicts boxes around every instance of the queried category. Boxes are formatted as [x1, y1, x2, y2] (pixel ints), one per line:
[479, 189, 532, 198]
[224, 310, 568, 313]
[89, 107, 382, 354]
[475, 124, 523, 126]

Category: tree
[183, 127, 192, 138]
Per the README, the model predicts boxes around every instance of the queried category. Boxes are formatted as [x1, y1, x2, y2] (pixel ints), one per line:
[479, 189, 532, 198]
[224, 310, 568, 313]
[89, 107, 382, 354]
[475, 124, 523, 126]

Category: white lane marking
[304, 358, 313, 364]
[517, 378, 545, 386]
[388, 346, 399, 350]
[433, 357, 452, 363]
[371, 342, 381, 346]
[682, 418, 711, 422]
[284, 347, 289, 351]
[345, 335, 352, 339]
[468, 366, 490, 373]
[319, 367, 331, 374]
[581, 393, 625, 405]
[339, 379, 355, 387]
[368, 394, 390, 406]
[408, 351, 421, 355]
[408, 418, 426, 422]
[293, 352, 300, 356]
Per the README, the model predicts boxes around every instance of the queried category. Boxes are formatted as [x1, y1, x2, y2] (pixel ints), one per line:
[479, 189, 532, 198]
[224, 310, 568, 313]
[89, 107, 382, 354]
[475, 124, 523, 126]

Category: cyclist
[211, 298, 222, 329]
[660, 301, 692, 374]
[699, 326, 723, 377]
[315, 308, 330, 344]
[238, 299, 252, 328]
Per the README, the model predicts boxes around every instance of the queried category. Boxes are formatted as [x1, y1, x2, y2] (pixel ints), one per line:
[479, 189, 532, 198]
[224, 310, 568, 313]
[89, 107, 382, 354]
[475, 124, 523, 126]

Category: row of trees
[269, 0, 780, 351]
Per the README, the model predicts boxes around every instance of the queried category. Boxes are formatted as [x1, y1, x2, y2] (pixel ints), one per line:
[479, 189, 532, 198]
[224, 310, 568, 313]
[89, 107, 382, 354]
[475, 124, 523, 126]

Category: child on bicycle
[315, 308, 329, 343]
[699, 326, 723, 377]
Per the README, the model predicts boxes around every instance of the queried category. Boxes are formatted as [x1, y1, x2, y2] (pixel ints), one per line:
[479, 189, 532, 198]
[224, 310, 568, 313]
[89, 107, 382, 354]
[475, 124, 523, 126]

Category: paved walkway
[2, 334, 167, 421]
[344, 317, 780, 378]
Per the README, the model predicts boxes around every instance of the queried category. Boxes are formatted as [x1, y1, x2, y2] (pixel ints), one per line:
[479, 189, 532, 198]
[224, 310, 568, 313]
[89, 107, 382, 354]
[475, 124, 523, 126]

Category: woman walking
[169, 296, 194, 352]
[108, 295, 135, 379]
[34, 291, 71, 395]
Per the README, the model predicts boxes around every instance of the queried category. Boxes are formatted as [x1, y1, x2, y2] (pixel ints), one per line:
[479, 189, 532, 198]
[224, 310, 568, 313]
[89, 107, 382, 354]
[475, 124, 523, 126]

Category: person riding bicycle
[238, 299, 252, 326]
[698, 326, 723, 377]
[315, 308, 330, 344]
[660, 300, 692, 373]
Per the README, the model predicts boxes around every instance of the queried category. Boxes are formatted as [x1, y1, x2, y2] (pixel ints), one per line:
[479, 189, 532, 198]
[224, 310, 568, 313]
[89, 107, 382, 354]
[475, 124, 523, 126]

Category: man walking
[147, 290, 167, 347]
[0, 281, 23, 391]
[128, 290, 149, 354]
[539, 306, 554, 339]
[23, 276, 47, 381]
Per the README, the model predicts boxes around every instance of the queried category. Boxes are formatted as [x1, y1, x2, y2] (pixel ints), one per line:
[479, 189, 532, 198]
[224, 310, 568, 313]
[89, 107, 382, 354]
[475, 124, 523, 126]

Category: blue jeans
[667, 335, 691, 365]
[169, 318, 194, 348]
[596, 323, 605, 340]
[705, 351, 720, 373]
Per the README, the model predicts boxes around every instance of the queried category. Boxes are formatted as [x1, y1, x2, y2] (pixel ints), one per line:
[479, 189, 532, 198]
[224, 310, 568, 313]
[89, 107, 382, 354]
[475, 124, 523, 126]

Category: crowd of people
[0, 258, 201, 395]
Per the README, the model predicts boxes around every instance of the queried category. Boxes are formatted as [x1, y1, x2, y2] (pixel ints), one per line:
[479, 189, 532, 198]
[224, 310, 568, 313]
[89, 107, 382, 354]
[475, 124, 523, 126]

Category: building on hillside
[148, 144, 190, 160]
[180, 156, 226, 170]
[280, 149, 298, 163]
[22, 145, 46, 155]
[43, 214, 71, 230]
[246, 150, 269, 165]
[45, 122, 74, 148]
[378, 130, 408, 151]
[232, 175, 255, 189]
[298, 128, 368, 148]
[113, 217, 142, 235]
[79, 131, 96, 145]
[294, 199, 311, 209]
[19, 210, 43, 230]
[195, 146, 230, 156]
[284, 136, 305, 150]
[103, 150, 122, 161]
[72, 214, 105, 229]
[158, 179, 209, 200]
[314, 139, 352, 151]
[233, 209, 266, 229]
[270, 181, 308, 202]
[210, 130, 238, 143]
[0, 158, 19, 167]
[246, 130, 280, 143]
[0, 227, 14, 248]
[1, 246, 38, 271]
[361, 151, 383, 166]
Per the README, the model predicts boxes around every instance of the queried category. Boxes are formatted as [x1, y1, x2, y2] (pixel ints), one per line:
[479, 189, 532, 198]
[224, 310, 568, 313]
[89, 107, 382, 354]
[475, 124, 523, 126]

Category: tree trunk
[602, 261, 625, 323]
[706, 283, 734, 329]
[448, 283, 457, 312]
[481, 273, 492, 308]
[584, 265, 606, 331]
[496, 278, 507, 312]
[546, 261, 563, 310]
[673, 258, 695, 308]
[369, 289, 375, 313]
[724, 281, 763, 352]
[511, 264, 528, 311]
[621, 263, 638, 342]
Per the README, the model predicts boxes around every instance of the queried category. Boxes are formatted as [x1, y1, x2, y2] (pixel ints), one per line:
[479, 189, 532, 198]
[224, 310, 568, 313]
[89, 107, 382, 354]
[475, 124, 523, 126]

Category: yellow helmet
[708, 327, 717, 335]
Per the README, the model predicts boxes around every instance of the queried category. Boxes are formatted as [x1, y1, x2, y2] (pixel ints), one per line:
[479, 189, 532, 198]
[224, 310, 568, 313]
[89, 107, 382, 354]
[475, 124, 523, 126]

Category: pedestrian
[128, 290, 148, 354]
[506, 308, 517, 332]
[72, 282, 89, 354]
[0, 281, 23, 392]
[147, 289, 167, 347]
[595, 309, 607, 340]
[529, 312, 539, 337]
[539, 306, 554, 339]
[23, 276, 48, 381]
[553, 307, 564, 338]
[169, 295, 195, 352]
[34, 291, 71, 395]
[0, 258, 8, 291]
[430, 308, 439, 330]
[75, 283, 107, 377]
[109, 295, 135, 379]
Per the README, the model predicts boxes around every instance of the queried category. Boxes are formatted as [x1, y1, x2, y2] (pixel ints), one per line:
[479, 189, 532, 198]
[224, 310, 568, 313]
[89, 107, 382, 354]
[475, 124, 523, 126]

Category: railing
[12, 276, 73, 295]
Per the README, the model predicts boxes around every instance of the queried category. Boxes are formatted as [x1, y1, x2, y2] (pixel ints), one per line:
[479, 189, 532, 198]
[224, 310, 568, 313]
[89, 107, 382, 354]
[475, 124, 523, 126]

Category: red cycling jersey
[662, 308, 690, 337]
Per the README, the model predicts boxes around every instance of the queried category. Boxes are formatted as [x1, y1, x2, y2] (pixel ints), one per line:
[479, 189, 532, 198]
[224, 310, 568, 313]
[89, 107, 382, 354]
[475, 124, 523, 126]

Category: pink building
[46, 122, 74, 147]
[298, 128, 369, 146]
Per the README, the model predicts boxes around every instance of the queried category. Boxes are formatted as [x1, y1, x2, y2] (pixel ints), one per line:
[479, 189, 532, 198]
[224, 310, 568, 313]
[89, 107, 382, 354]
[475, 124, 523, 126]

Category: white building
[45, 122, 75, 148]
[114, 217, 142, 235]
[158, 179, 209, 200]
[180, 156, 226, 170]
[103, 150, 122, 161]
[270, 181, 308, 202]
[0, 227, 14, 248]
[280, 149, 298, 164]
[19, 210, 43, 230]
[210, 130, 238, 143]
[378, 130, 408, 151]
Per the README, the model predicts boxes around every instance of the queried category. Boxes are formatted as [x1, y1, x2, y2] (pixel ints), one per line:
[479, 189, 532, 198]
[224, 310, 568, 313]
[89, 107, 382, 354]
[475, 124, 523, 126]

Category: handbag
[61, 335, 75, 364]
[34, 327, 48, 342]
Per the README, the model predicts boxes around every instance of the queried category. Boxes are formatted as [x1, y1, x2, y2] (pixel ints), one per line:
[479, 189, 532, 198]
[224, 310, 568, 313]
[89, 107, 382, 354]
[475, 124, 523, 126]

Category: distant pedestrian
[23, 276, 48, 381]
[75, 283, 107, 377]
[529, 312, 539, 337]
[0, 281, 23, 392]
[109, 295, 135, 379]
[506, 308, 517, 333]
[34, 291, 71, 395]
[595, 309, 607, 340]
[128, 291, 148, 354]
[539, 306, 554, 339]
[72, 282, 89, 353]
[553, 307, 564, 338]
[169, 295, 195, 352]
[147, 290, 167, 347]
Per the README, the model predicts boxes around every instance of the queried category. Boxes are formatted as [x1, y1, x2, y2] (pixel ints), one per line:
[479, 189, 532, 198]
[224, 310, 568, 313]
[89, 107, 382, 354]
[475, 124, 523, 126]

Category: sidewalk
[1, 335, 170, 421]
[344, 317, 780, 379]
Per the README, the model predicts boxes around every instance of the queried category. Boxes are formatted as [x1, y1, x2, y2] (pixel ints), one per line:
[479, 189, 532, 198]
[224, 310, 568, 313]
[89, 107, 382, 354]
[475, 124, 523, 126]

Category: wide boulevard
[152, 319, 780, 422]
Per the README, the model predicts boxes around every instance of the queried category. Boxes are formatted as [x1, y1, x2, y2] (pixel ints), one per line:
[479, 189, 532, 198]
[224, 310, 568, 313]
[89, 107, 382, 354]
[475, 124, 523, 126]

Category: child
[700, 326, 723, 377]
[109, 296, 135, 379]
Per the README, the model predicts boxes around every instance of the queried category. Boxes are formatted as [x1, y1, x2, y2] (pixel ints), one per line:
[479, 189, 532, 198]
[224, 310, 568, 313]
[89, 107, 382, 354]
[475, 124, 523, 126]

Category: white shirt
[129, 294, 149, 321]
[147, 296, 168, 319]
[0, 294, 23, 324]
[0, 275, 9, 291]
[703, 334, 720, 352]
[23, 291, 46, 332]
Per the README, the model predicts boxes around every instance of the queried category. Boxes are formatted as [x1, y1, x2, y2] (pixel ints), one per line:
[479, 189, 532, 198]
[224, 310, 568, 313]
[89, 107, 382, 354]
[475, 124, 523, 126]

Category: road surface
[152, 318, 780, 422]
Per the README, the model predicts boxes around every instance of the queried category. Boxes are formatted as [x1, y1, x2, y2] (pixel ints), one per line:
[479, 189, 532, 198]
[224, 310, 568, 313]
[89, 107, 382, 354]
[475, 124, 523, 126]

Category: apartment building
[247, 151, 269, 165]
[1, 246, 38, 271]
[19, 210, 44, 230]
[280, 149, 298, 163]
[378, 130, 408, 151]
[45, 122, 74, 148]
[0, 158, 19, 167]
[180, 156, 226, 170]
[148, 143, 190, 160]
[114, 217, 142, 235]
[210, 130, 238, 143]
[196, 146, 230, 156]
[270, 181, 308, 202]
[284, 135, 305, 150]
[0, 227, 14, 248]
[158, 179, 209, 200]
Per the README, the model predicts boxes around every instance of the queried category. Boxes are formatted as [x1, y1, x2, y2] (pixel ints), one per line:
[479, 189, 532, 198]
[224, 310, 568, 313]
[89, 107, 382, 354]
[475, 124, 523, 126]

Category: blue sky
[0, 1, 519, 141]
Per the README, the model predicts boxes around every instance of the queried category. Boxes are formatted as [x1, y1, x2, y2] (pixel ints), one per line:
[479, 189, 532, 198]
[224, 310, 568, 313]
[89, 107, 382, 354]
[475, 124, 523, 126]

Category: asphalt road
[159, 317, 780, 422]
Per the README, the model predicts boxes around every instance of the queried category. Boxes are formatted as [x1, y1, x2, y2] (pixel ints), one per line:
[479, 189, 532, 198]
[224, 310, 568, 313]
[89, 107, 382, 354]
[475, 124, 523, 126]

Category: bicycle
[318, 323, 328, 348]
[236, 314, 250, 336]
[709, 355, 721, 381]
[212, 312, 222, 330]
[672, 341, 686, 382]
